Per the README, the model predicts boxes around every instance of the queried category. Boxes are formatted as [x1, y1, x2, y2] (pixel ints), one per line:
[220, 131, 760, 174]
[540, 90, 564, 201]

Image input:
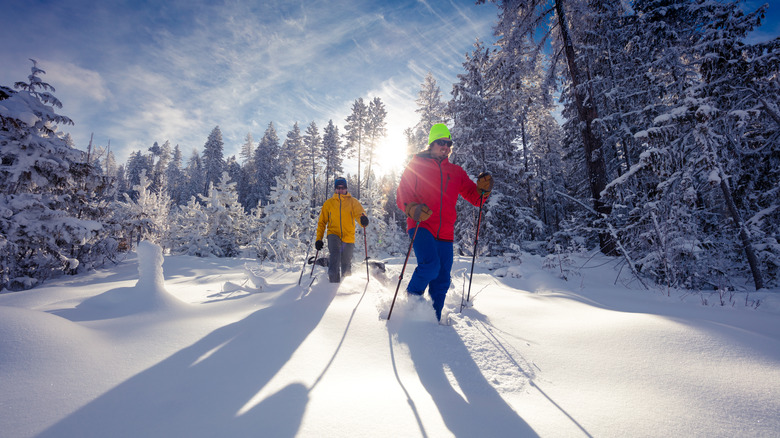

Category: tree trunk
[555, 0, 616, 255]
[718, 176, 765, 290]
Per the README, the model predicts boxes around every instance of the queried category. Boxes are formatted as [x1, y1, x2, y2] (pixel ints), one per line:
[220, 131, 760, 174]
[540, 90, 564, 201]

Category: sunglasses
[335, 186, 347, 190]
[434, 139, 453, 148]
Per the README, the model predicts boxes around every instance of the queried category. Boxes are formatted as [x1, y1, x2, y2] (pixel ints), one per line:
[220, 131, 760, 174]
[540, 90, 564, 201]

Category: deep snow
[1, 242, 779, 438]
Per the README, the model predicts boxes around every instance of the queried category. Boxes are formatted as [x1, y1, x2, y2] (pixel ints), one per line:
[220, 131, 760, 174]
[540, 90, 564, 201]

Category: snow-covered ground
[1, 242, 779, 438]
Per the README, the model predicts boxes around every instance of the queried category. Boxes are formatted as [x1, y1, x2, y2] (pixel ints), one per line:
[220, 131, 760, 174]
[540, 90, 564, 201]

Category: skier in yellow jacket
[315, 177, 369, 283]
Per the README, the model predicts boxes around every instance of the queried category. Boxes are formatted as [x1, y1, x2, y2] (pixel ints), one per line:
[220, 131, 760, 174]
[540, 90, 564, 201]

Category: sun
[373, 129, 409, 177]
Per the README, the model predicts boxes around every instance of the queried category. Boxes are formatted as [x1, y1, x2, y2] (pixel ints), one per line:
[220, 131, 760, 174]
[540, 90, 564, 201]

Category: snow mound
[494, 265, 523, 278]
[55, 241, 186, 320]
[0, 306, 103, 373]
[243, 262, 269, 290]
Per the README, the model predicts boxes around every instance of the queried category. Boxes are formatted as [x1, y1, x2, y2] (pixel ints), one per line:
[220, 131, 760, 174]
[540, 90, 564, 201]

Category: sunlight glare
[374, 128, 409, 177]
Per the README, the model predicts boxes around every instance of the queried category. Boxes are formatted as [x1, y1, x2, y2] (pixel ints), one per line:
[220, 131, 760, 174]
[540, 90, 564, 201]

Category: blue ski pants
[406, 227, 453, 321]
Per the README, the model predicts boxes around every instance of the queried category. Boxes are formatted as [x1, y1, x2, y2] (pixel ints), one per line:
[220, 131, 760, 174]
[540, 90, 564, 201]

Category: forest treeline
[1, 0, 778, 293]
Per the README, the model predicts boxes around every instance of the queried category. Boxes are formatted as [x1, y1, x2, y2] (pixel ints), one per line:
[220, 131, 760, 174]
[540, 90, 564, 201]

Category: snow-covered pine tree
[255, 165, 310, 263]
[197, 171, 248, 257]
[124, 150, 153, 200]
[601, 0, 776, 290]
[113, 169, 172, 248]
[364, 97, 387, 193]
[149, 140, 171, 196]
[237, 133, 257, 211]
[240, 132, 254, 164]
[166, 144, 188, 206]
[185, 148, 206, 202]
[410, 73, 449, 156]
[359, 172, 386, 256]
[483, 0, 615, 255]
[320, 119, 343, 202]
[253, 122, 283, 207]
[0, 60, 117, 290]
[103, 149, 117, 180]
[344, 98, 368, 199]
[303, 122, 322, 207]
[279, 123, 304, 185]
[202, 126, 225, 194]
[169, 196, 214, 257]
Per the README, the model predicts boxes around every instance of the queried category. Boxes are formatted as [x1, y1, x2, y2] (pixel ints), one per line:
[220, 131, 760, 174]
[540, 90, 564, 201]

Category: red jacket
[396, 152, 483, 242]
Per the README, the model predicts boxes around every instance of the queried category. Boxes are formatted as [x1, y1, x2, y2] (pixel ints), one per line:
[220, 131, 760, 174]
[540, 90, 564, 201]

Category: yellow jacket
[316, 192, 365, 244]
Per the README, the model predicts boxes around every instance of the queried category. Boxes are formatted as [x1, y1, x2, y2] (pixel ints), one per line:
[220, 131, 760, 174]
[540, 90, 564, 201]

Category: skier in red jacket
[396, 123, 493, 322]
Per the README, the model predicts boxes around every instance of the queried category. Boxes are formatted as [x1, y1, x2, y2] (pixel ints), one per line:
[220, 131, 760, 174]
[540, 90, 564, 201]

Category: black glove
[315, 240, 323, 251]
[360, 215, 369, 227]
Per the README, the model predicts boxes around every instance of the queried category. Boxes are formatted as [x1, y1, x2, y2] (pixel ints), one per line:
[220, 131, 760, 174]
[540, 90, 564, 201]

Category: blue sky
[1, 0, 777, 174]
[0, 0, 500, 173]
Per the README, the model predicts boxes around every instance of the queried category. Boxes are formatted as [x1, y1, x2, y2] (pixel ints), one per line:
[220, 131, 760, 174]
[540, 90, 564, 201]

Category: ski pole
[298, 243, 311, 286]
[363, 226, 370, 283]
[387, 221, 421, 321]
[461, 194, 485, 312]
[309, 249, 319, 278]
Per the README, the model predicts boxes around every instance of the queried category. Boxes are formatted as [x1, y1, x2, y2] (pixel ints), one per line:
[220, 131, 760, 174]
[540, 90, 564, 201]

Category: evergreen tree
[278, 122, 305, 187]
[202, 126, 225, 193]
[150, 140, 171, 195]
[321, 119, 343, 202]
[199, 171, 248, 257]
[125, 150, 153, 200]
[240, 132, 254, 164]
[256, 165, 310, 262]
[169, 197, 213, 257]
[237, 133, 257, 211]
[185, 148, 206, 202]
[253, 122, 282, 207]
[344, 98, 368, 199]
[365, 97, 387, 193]
[114, 169, 171, 248]
[303, 121, 322, 207]
[0, 60, 117, 289]
[166, 144, 188, 206]
[483, 0, 616, 254]
[411, 72, 449, 154]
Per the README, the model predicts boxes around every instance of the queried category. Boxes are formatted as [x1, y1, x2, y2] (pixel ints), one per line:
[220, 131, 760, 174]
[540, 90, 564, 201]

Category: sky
[0, 0, 502, 175]
[1, 0, 778, 176]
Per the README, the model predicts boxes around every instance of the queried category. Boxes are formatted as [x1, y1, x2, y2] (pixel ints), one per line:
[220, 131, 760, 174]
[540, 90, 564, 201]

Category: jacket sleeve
[316, 203, 328, 241]
[353, 198, 366, 221]
[458, 167, 483, 207]
[396, 162, 417, 212]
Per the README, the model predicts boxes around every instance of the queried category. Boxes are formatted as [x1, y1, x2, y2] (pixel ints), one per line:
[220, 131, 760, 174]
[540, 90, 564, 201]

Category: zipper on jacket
[338, 194, 343, 239]
[437, 161, 444, 239]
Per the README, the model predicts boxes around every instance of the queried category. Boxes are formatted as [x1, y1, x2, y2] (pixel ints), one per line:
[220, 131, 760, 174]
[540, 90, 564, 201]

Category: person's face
[430, 138, 453, 160]
[335, 185, 347, 194]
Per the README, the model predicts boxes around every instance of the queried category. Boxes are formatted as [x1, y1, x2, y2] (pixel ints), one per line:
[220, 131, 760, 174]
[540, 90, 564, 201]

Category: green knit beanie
[428, 123, 451, 145]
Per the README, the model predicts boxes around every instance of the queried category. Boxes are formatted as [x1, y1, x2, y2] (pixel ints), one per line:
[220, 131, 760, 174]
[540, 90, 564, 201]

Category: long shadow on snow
[390, 320, 539, 437]
[37, 282, 338, 438]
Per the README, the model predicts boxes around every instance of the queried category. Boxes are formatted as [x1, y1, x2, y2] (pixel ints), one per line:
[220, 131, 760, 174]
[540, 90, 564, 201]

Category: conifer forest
[1, 0, 778, 294]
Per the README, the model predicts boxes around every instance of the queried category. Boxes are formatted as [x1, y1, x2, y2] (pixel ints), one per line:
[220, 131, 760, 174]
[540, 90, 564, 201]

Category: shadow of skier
[391, 320, 539, 437]
[37, 282, 338, 438]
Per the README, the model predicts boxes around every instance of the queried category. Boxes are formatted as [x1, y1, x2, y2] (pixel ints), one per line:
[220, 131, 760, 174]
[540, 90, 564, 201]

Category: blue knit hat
[334, 177, 347, 188]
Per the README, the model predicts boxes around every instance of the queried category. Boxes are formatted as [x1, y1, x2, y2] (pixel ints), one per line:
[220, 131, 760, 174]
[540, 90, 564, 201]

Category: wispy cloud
[0, 0, 500, 162]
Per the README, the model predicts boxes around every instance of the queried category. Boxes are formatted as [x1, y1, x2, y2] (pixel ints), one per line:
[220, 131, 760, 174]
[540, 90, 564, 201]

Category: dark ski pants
[327, 234, 354, 283]
[406, 227, 453, 321]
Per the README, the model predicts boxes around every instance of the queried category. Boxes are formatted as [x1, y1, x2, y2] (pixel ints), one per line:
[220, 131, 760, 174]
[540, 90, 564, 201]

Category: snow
[1, 242, 779, 438]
